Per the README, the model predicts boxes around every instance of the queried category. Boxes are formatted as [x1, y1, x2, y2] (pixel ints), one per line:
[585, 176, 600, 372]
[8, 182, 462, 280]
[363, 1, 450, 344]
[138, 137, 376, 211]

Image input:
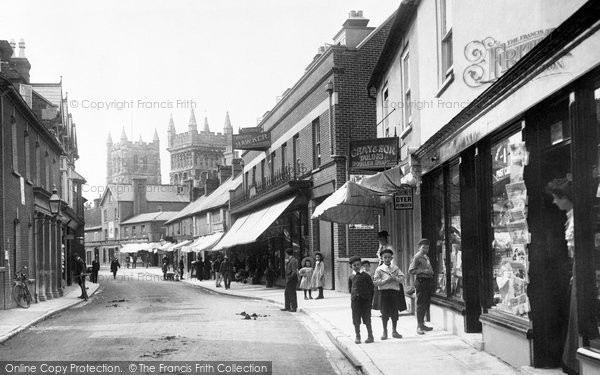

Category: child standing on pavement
[373, 248, 404, 340]
[348, 256, 375, 344]
[298, 259, 314, 300]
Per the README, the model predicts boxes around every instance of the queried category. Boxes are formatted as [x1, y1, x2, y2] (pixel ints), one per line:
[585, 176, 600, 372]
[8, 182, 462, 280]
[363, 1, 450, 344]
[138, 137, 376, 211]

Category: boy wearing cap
[409, 238, 435, 335]
[348, 256, 374, 344]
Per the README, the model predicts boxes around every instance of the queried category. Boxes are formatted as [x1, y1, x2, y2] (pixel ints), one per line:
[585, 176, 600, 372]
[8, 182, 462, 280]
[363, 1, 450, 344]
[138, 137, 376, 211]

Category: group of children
[348, 247, 405, 344]
[297, 252, 326, 300]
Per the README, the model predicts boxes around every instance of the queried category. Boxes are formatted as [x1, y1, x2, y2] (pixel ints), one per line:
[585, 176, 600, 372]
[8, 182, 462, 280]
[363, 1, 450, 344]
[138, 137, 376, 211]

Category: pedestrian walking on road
[110, 257, 121, 280]
[220, 255, 233, 289]
[408, 239, 435, 335]
[281, 248, 298, 312]
[298, 258, 314, 300]
[204, 258, 212, 280]
[162, 256, 169, 280]
[178, 257, 185, 280]
[373, 248, 404, 340]
[311, 252, 325, 299]
[91, 255, 100, 283]
[74, 253, 88, 301]
[348, 256, 375, 344]
[214, 256, 222, 287]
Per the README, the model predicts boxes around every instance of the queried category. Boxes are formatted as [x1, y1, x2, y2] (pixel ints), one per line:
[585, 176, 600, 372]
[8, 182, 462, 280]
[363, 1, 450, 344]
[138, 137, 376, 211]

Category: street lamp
[49, 186, 61, 216]
[325, 80, 335, 155]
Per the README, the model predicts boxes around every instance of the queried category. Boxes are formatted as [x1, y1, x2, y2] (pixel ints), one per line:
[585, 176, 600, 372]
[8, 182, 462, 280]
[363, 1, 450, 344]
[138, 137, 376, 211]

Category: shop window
[490, 130, 530, 318]
[426, 161, 463, 301]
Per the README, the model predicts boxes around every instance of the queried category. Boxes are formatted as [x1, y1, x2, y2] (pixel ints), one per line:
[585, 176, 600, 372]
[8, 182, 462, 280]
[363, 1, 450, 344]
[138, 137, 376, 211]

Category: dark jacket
[74, 257, 86, 277]
[219, 259, 232, 275]
[348, 271, 374, 302]
[285, 257, 298, 282]
[110, 259, 121, 272]
[92, 259, 100, 271]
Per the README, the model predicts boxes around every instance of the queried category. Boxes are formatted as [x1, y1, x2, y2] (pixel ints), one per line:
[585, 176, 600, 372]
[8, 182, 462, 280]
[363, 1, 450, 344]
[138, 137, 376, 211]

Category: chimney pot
[18, 39, 25, 58]
[357, 10, 363, 17]
[9, 39, 16, 57]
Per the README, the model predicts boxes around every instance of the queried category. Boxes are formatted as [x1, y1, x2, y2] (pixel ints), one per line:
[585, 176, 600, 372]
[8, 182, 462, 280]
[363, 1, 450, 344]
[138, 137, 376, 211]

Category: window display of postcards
[490, 132, 531, 318]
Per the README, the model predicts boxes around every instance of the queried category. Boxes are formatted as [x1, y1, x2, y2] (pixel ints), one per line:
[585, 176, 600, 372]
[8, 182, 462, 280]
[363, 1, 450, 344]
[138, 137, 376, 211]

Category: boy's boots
[365, 324, 374, 343]
[354, 325, 361, 344]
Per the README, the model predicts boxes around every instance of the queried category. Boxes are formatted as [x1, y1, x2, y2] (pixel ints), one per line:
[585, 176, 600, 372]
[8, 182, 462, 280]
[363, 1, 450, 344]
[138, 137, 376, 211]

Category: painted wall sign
[463, 29, 568, 88]
[349, 137, 398, 170]
[233, 131, 271, 151]
[394, 187, 413, 210]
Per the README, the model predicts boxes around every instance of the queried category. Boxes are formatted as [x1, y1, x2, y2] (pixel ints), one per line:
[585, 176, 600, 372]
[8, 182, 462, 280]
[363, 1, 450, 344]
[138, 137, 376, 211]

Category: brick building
[84, 180, 190, 266]
[211, 10, 396, 289]
[106, 127, 161, 185]
[168, 109, 233, 187]
[0, 39, 85, 309]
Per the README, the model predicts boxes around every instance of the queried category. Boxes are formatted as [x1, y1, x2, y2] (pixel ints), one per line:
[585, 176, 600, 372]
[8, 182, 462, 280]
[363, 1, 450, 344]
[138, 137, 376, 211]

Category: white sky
[1, 0, 400, 202]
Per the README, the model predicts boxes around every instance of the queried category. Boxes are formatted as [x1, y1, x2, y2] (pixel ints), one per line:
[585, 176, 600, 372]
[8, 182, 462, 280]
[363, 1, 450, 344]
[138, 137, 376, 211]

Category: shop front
[415, 7, 600, 370]
[213, 196, 310, 286]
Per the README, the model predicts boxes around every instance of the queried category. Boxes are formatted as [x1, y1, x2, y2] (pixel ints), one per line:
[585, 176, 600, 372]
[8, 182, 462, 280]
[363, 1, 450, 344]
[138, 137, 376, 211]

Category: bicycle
[12, 266, 32, 308]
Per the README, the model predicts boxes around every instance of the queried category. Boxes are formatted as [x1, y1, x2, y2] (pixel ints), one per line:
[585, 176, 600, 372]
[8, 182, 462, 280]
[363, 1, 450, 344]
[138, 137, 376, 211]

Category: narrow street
[0, 269, 355, 375]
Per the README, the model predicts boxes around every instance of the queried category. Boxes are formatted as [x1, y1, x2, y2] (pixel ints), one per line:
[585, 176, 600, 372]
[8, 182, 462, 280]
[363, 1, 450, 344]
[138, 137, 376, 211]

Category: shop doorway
[318, 220, 334, 289]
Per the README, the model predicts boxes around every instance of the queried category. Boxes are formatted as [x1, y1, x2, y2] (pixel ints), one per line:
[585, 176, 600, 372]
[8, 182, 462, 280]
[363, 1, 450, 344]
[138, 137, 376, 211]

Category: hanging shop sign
[239, 126, 262, 134]
[393, 187, 413, 210]
[349, 137, 398, 171]
[233, 129, 271, 151]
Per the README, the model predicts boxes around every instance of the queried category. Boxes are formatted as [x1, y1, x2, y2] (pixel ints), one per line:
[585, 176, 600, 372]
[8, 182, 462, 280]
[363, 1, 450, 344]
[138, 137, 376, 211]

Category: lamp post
[325, 80, 335, 156]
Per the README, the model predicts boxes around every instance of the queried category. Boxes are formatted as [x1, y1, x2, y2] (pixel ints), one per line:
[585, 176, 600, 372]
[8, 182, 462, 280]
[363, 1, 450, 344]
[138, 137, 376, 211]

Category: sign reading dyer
[394, 187, 413, 210]
[349, 137, 398, 170]
[233, 129, 271, 151]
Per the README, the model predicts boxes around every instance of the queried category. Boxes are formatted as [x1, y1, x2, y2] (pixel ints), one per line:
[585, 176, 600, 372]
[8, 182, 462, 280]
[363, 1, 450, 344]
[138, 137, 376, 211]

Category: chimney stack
[18, 39, 25, 57]
[218, 165, 233, 184]
[132, 178, 147, 216]
[232, 158, 243, 178]
[332, 10, 373, 48]
[9, 39, 16, 57]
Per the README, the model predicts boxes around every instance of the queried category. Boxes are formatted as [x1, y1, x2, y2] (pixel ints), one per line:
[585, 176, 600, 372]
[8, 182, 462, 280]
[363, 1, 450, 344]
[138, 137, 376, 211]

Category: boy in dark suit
[348, 256, 374, 344]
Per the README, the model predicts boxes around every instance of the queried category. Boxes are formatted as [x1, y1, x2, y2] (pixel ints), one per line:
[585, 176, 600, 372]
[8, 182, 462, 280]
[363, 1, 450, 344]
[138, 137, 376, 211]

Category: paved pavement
[0, 267, 563, 375]
[147, 268, 521, 375]
[0, 279, 100, 344]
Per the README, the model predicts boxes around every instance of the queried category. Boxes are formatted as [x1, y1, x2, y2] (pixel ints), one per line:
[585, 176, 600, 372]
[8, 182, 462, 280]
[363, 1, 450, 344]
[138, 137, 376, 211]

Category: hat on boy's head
[377, 230, 389, 237]
[348, 256, 361, 264]
[361, 260, 370, 265]
[417, 238, 430, 246]
[380, 248, 393, 256]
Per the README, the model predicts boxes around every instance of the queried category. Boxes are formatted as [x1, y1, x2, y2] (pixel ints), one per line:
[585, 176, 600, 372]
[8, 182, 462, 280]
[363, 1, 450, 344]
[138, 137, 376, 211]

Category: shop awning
[185, 232, 224, 253]
[157, 241, 175, 251]
[213, 196, 296, 250]
[169, 240, 193, 252]
[311, 181, 388, 225]
[357, 164, 404, 193]
[120, 242, 147, 253]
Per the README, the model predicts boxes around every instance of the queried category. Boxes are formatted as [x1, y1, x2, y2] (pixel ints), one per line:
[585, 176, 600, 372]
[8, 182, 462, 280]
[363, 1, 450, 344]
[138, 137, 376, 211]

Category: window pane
[448, 163, 462, 300]
[433, 172, 446, 295]
[490, 130, 530, 318]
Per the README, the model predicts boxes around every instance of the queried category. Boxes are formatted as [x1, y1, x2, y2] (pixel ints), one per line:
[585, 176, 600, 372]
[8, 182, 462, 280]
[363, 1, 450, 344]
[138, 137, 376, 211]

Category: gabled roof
[99, 184, 190, 205]
[166, 175, 242, 224]
[367, 0, 420, 91]
[31, 83, 62, 107]
[120, 211, 179, 225]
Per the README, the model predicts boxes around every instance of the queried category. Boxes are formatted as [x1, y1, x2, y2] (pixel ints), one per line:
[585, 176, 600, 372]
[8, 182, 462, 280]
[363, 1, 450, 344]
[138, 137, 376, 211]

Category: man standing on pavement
[281, 248, 298, 312]
[91, 255, 100, 283]
[74, 253, 88, 301]
[214, 256, 222, 287]
[111, 257, 121, 280]
[408, 238, 434, 335]
[220, 255, 233, 289]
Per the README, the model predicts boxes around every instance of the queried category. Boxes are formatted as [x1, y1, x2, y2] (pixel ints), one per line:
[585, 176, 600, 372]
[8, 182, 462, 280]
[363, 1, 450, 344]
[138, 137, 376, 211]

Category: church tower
[106, 127, 161, 185]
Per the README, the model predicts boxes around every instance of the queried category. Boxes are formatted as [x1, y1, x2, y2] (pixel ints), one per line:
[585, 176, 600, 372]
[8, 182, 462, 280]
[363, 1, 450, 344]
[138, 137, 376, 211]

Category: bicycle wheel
[12, 284, 31, 308]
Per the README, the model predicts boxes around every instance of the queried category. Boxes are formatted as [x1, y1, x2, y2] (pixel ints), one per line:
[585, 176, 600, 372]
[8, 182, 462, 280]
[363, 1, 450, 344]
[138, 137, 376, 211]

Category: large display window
[425, 160, 463, 301]
[489, 130, 530, 318]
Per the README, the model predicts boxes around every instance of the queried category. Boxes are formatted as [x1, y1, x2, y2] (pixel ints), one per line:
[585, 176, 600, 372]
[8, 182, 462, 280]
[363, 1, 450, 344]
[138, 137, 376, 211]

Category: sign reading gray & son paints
[349, 137, 398, 170]
[233, 128, 271, 151]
